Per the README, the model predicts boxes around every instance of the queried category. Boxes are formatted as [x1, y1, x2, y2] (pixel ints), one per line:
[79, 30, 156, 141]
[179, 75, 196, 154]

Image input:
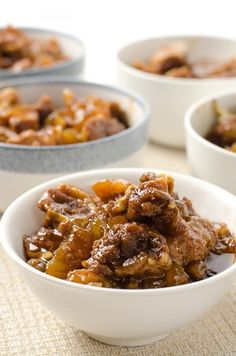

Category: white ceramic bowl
[118, 35, 236, 148]
[0, 78, 148, 212]
[0, 27, 85, 79]
[185, 90, 236, 194]
[1, 168, 236, 346]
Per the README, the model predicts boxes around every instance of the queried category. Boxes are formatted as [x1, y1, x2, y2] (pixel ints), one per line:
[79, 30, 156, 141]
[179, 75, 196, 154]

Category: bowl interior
[23, 29, 82, 60]
[189, 92, 236, 137]
[1, 80, 144, 129]
[0, 28, 84, 77]
[119, 36, 236, 68]
[1, 168, 236, 273]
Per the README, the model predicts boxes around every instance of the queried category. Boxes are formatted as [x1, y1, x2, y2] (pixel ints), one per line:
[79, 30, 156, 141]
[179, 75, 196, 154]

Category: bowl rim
[0, 26, 85, 76]
[117, 34, 236, 85]
[0, 76, 149, 151]
[185, 88, 236, 158]
[1, 167, 236, 296]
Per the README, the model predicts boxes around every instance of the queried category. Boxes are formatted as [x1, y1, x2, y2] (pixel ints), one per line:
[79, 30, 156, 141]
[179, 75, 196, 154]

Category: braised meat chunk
[23, 172, 236, 289]
[83, 223, 171, 280]
[167, 216, 217, 265]
[24, 227, 63, 258]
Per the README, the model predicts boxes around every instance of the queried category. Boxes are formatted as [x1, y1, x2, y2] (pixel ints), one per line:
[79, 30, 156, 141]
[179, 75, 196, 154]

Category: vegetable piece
[92, 179, 130, 201]
[67, 269, 112, 287]
[45, 226, 94, 278]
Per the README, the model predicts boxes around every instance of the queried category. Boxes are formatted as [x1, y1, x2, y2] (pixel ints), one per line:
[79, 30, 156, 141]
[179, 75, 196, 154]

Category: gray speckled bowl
[0, 77, 149, 211]
[0, 28, 85, 79]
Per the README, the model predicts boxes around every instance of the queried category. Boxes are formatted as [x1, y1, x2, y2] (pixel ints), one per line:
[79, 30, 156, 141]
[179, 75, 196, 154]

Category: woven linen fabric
[0, 145, 236, 355]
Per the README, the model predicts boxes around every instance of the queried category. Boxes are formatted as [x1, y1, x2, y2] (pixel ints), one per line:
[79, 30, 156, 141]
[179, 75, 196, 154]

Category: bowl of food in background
[0, 26, 85, 79]
[1, 168, 235, 346]
[185, 89, 236, 194]
[0, 78, 148, 211]
[117, 35, 236, 148]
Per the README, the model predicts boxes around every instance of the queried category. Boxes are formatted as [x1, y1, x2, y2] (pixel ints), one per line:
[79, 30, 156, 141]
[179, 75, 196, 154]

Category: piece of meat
[114, 174, 181, 233]
[126, 181, 172, 220]
[80, 114, 125, 141]
[115, 250, 171, 278]
[98, 174, 183, 236]
[140, 172, 174, 193]
[167, 216, 217, 265]
[83, 222, 171, 278]
[110, 102, 129, 127]
[33, 95, 54, 123]
[38, 185, 96, 220]
[148, 41, 188, 74]
[23, 227, 63, 259]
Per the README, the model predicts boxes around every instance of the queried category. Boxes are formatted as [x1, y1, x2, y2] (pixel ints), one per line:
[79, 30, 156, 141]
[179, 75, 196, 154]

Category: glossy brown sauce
[206, 252, 235, 275]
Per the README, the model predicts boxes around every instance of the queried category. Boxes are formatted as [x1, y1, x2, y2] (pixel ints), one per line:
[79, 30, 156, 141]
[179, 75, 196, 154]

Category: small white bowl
[185, 90, 236, 194]
[1, 168, 236, 346]
[117, 35, 236, 148]
[0, 27, 85, 79]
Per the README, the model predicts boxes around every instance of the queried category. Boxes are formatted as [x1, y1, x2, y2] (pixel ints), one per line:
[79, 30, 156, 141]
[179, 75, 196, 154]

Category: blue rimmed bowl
[0, 27, 85, 80]
[0, 77, 149, 211]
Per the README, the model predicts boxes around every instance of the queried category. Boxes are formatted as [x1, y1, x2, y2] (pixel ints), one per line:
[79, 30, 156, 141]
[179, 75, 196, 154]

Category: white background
[1, 0, 236, 84]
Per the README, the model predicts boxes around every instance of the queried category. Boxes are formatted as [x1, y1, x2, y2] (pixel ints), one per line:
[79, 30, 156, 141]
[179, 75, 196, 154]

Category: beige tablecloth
[1, 143, 236, 356]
